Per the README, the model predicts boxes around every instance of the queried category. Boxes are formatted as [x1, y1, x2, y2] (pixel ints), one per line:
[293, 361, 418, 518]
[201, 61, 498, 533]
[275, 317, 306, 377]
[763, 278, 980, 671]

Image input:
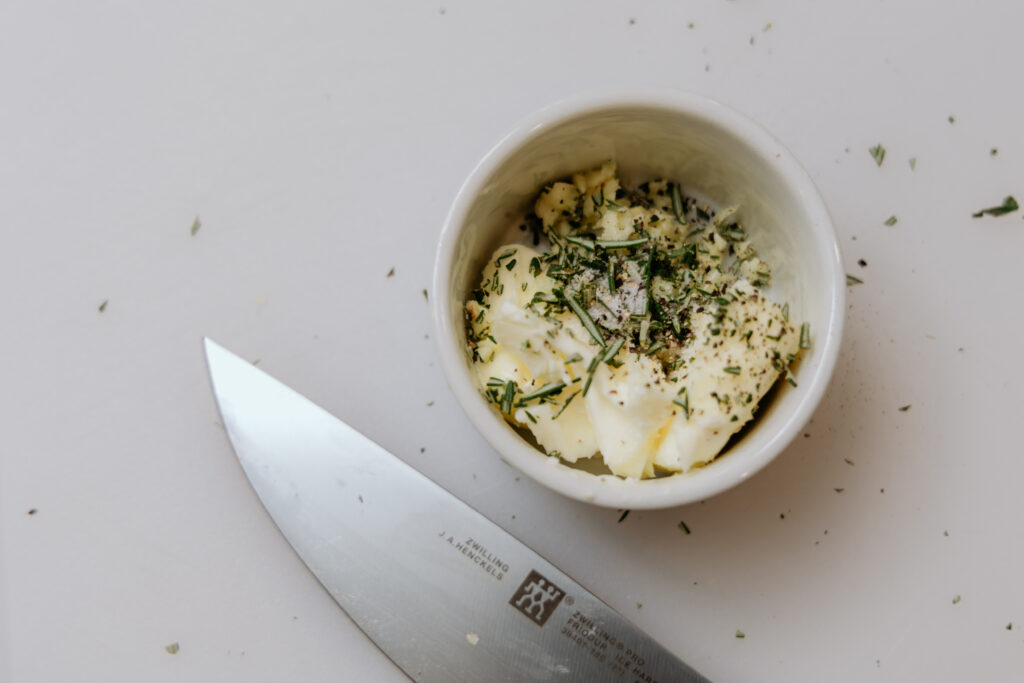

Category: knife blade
[204, 338, 710, 682]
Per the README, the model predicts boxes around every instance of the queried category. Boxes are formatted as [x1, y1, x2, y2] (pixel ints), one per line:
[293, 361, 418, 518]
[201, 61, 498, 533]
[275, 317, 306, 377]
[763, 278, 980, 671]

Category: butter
[465, 162, 801, 479]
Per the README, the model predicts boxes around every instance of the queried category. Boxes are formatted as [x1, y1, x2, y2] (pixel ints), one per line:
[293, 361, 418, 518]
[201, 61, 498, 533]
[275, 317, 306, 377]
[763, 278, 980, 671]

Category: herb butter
[465, 162, 803, 479]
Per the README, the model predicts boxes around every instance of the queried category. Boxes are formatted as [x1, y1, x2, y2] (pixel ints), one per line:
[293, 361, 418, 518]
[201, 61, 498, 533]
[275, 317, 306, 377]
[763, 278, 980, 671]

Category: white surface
[2, 2, 1022, 681]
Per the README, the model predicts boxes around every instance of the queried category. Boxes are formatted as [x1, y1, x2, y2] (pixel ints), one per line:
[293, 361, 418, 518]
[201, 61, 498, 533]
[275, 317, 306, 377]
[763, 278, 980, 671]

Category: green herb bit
[782, 303, 790, 321]
[486, 377, 506, 388]
[496, 248, 517, 265]
[617, 509, 630, 523]
[786, 370, 798, 387]
[552, 390, 580, 420]
[529, 257, 541, 276]
[672, 387, 690, 419]
[909, 157, 917, 170]
[566, 235, 596, 250]
[735, 630, 746, 639]
[548, 449, 562, 458]
[592, 188, 605, 211]
[500, 381, 516, 414]
[516, 381, 567, 405]
[190, 216, 201, 236]
[695, 206, 711, 222]
[869, 144, 886, 166]
[504, 259, 517, 271]
[799, 322, 811, 349]
[972, 195, 1019, 218]
[645, 340, 666, 356]
[605, 199, 624, 211]
[596, 237, 648, 250]
[670, 183, 686, 223]
[565, 353, 583, 364]
[846, 274, 864, 286]
[523, 410, 537, 423]
[561, 291, 606, 347]
[678, 520, 691, 534]
[601, 337, 626, 365]
[608, 260, 616, 292]
[723, 366, 741, 375]
[884, 215, 898, 226]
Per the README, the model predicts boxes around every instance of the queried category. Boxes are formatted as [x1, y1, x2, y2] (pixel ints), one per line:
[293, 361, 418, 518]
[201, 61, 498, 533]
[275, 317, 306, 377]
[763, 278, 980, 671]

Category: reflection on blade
[204, 338, 709, 683]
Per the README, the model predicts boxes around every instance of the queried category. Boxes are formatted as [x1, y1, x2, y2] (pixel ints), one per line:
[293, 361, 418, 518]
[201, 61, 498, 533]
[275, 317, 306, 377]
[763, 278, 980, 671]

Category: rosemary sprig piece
[515, 381, 567, 406]
[561, 291, 606, 347]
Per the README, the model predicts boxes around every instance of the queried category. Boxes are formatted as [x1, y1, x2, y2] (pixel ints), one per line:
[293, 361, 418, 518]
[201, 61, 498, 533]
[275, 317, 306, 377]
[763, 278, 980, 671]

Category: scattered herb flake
[552, 390, 580, 420]
[735, 630, 746, 639]
[27, 508, 37, 515]
[799, 322, 811, 350]
[422, 289, 428, 301]
[846, 274, 863, 286]
[972, 196, 1018, 218]
[387, 267, 395, 278]
[1007, 622, 1014, 631]
[165, 642, 180, 655]
[898, 404, 911, 412]
[884, 215, 898, 226]
[190, 216, 201, 236]
[869, 144, 886, 166]
[562, 291, 606, 347]
[98, 300, 108, 313]
[909, 157, 917, 170]
[844, 458, 855, 466]
[834, 488, 844, 493]
[991, 148, 999, 157]
[678, 520, 691, 534]
[617, 509, 630, 523]
[948, 115, 956, 124]
[516, 381, 566, 405]
[952, 595, 961, 605]
[723, 366, 741, 375]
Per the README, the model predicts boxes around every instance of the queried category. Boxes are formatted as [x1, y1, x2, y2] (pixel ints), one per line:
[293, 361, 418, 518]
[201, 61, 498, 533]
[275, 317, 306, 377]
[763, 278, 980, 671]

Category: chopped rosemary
[516, 381, 567, 405]
[678, 520, 691, 534]
[723, 366, 741, 375]
[565, 235, 596, 250]
[869, 144, 886, 166]
[561, 291, 606, 347]
[644, 340, 666, 355]
[672, 387, 690, 419]
[597, 237, 648, 249]
[846, 274, 863, 286]
[670, 183, 685, 223]
[799, 322, 811, 349]
[884, 215, 898, 226]
[552, 390, 580, 420]
[617, 509, 630, 523]
[500, 381, 516, 414]
[972, 195, 1019, 218]
[601, 337, 625, 365]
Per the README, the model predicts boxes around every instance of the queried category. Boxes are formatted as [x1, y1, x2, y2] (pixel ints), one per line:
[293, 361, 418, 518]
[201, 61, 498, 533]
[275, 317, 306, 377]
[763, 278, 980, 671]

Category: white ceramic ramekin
[432, 89, 844, 509]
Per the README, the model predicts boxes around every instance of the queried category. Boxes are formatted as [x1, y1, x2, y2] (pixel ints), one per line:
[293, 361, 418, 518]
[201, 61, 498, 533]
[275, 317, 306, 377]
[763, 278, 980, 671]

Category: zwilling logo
[509, 570, 565, 626]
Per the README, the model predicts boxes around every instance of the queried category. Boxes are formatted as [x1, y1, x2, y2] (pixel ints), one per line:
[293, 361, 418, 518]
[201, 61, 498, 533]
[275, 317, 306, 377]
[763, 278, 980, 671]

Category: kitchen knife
[204, 338, 709, 682]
